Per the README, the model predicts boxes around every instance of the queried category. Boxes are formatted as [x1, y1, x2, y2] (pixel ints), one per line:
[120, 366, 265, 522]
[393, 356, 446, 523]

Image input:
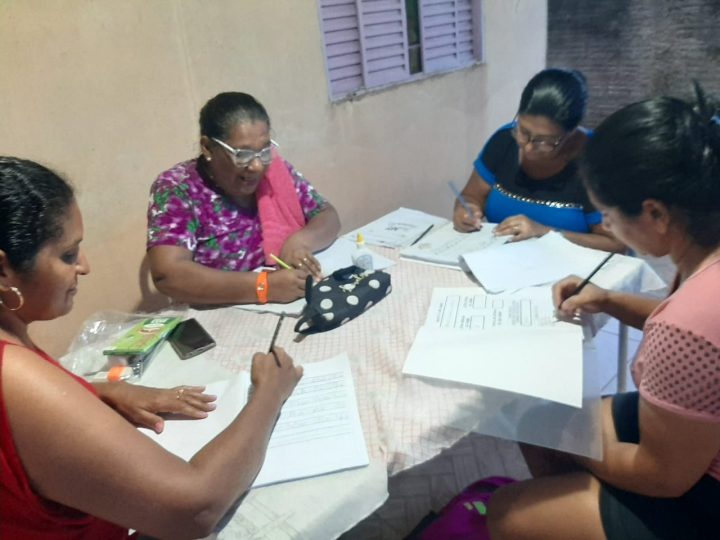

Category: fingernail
[208, 403, 217, 410]
[154, 422, 164, 433]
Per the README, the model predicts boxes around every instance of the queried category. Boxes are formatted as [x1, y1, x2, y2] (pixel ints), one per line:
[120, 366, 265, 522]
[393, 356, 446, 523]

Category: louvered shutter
[419, 0, 477, 73]
[358, 0, 410, 88]
[319, 0, 364, 98]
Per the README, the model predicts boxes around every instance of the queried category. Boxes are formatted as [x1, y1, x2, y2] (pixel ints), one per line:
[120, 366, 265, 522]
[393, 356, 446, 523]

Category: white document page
[461, 231, 614, 293]
[425, 287, 556, 330]
[344, 207, 448, 248]
[400, 221, 510, 267]
[140, 353, 370, 487]
[236, 238, 394, 316]
[403, 324, 584, 407]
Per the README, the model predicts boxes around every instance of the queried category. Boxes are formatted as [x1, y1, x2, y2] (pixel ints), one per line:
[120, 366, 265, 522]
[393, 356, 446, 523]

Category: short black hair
[0, 157, 75, 272]
[518, 68, 588, 131]
[199, 92, 271, 140]
[582, 84, 720, 247]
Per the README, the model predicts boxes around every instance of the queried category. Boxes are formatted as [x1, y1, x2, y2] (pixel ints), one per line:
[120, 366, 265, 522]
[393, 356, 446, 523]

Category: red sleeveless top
[0, 340, 130, 539]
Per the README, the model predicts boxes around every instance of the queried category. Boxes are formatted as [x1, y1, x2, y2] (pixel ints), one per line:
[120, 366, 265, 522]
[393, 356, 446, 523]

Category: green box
[103, 317, 181, 356]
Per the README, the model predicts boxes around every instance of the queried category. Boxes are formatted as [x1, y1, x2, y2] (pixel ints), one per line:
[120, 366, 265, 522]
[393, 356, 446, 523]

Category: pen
[448, 181, 477, 222]
[269, 253, 292, 270]
[268, 314, 285, 367]
[571, 252, 615, 297]
[411, 224, 434, 246]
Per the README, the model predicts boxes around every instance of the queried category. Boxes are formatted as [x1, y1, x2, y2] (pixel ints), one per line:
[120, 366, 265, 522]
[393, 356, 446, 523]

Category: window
[318, 0, 483, 100]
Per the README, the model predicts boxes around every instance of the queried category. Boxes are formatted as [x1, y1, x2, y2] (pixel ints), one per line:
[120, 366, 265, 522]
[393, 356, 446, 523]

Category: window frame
[318, 0, 484, 102]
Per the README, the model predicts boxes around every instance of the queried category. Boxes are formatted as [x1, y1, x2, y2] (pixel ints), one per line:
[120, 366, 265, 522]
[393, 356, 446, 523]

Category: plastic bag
[60, 308, 188, 379]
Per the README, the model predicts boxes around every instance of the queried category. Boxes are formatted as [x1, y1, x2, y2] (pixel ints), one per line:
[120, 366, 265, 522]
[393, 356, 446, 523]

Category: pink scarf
[257, 152, 306, 265]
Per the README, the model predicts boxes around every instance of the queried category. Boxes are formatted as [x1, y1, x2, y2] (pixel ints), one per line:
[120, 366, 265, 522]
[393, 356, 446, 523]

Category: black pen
[268, 314, 284, 367]
[571, 252, 615, 297]
[411, 224, 434, 246]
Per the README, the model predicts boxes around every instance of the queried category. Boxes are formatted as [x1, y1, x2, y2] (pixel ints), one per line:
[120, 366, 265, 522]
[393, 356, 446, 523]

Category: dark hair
[199, 92, 271, 140]
[518, 68, 588, 131]
[0, 157, 75, 272]
[582, 85, 720, 247]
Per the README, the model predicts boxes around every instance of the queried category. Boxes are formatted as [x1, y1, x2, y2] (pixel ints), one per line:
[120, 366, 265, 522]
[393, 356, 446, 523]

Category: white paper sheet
[400, 221, 510, 267]
[140, 353, 370, 487]
[461, 232, 616, 293]
[236, 238, 394, 316]
[344, 207, 448, 248]
[425, 287, 557, 330]
[403, 324, 584, 407]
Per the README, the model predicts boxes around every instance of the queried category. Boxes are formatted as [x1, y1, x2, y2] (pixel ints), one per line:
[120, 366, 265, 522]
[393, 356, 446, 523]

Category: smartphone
[169, 318, 216, 359]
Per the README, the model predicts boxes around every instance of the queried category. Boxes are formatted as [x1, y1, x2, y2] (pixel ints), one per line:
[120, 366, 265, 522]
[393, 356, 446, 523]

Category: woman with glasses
[453, 68, 624, 252]
[487, 88, 720, 539]
[147, 92, 341, 305]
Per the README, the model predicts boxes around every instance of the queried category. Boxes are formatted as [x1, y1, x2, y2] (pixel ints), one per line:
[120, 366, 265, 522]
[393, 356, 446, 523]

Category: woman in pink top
[0, 157, 303, 538]
[487, 88, 720, 539]
[147, 92, 341, 306]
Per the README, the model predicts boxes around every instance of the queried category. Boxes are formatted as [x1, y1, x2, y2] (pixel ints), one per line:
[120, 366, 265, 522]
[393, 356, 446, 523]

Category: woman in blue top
[453, 68, 624, 252]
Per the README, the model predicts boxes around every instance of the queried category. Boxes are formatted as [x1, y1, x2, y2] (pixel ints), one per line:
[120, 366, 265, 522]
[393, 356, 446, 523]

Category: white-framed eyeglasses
[211, 137, 279, 167]
[510, 120, 566, 153]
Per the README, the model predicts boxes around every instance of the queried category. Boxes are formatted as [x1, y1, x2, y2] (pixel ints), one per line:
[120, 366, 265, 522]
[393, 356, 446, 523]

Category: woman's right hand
[267, 268, 308, 303]
[552, 275, 610, 317]
[452, 202, 484, 232]
[251, 347, 303, 403]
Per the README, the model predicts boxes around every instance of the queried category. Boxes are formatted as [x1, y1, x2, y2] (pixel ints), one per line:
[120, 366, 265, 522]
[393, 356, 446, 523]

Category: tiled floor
[340, 255, 676, 540]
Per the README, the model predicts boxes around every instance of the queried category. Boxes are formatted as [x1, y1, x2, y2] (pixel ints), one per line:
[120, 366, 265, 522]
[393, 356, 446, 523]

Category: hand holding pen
[449, 181, 483, 232]
[553, 253, 615, 317]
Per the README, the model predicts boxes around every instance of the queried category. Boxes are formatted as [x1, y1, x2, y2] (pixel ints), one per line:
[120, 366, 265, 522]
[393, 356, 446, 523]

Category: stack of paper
[141, 354, 370, 487]
[403, 288, 584, 407]
[344, 207, 448, 249]
[399, 221, 509, 268]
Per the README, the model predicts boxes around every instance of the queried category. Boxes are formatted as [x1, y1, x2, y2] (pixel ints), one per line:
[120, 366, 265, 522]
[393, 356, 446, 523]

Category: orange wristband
[256, 271, 269, 304]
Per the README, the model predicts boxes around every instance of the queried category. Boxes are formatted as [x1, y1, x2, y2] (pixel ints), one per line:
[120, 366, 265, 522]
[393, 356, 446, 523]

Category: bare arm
[552, 275, 661, 330]
[4, 346, 302, 540]
[453, 170, 492, 232]
[149, 246, 307, 305]
[577, 398, 720, 497]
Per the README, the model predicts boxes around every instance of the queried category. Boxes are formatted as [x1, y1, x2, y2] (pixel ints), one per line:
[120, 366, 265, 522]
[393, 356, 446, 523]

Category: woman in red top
[0, 157, 303, 539]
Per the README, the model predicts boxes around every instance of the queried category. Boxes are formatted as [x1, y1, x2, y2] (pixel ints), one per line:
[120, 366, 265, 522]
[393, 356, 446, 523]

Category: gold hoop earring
[0, 286, 24, 311]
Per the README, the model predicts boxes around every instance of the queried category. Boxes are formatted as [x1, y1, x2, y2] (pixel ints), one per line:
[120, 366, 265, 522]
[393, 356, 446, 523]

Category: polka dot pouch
[293, 265, 392, 335]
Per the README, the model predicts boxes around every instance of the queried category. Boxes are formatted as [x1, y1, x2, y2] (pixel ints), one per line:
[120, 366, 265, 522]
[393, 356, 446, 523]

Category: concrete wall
[0, 0, 547, 356]
[548, 0, 720, 127]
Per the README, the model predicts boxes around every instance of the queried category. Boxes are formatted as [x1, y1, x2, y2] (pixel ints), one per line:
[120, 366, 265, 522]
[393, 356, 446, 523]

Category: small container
[88, 365, 135, 382]
[351, 233, 374, 271]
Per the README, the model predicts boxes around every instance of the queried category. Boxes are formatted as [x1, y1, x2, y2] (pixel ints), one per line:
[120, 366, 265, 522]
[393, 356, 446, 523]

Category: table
[129, 246, 663, 538]
[66, 244, 663, 538]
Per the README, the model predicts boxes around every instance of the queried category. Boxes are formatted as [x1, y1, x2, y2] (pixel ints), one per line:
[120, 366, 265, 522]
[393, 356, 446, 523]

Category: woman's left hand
[280, 235, 323, 279]
[96, 382, 217, 434]
[495, 215, 551, 242]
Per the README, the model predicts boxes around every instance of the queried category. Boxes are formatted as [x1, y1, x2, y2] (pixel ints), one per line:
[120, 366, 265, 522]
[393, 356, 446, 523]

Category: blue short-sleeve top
[473, 122, 601, 233]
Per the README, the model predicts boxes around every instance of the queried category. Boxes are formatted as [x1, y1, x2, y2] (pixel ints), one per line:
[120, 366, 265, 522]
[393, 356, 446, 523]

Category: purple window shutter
[320, 0, 365, 98]
[419, 0, 477, 73]
[358, 0, 410, 88]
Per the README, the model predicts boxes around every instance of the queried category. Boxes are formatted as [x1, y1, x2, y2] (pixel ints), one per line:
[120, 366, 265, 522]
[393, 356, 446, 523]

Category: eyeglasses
[211, 137, 278, 167]
[510, 121, 566, 153]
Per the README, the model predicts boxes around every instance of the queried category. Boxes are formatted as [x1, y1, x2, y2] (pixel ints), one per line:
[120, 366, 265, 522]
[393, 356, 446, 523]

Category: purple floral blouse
[146, 159, 327, 271]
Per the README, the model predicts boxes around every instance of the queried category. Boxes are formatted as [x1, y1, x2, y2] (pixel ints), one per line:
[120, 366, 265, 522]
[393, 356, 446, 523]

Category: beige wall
[0, 0, 547, 356]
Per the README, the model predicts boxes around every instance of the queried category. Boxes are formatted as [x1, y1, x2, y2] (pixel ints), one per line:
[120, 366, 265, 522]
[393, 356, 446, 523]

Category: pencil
[411, 224, 434, 246]
[269, 253, 292, 270]
[268, 314, 285, 367]
[448, 181, 474, 219]
[572, 252, 615, 296]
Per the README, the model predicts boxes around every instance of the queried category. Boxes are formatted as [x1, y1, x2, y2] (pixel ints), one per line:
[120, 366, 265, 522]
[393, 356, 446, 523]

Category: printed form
[425, 287, 557, 330]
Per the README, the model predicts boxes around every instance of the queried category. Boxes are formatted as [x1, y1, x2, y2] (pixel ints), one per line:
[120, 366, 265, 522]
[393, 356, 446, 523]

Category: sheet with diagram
[424, 287, 557, 330]
[343, 206, 448, 248]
